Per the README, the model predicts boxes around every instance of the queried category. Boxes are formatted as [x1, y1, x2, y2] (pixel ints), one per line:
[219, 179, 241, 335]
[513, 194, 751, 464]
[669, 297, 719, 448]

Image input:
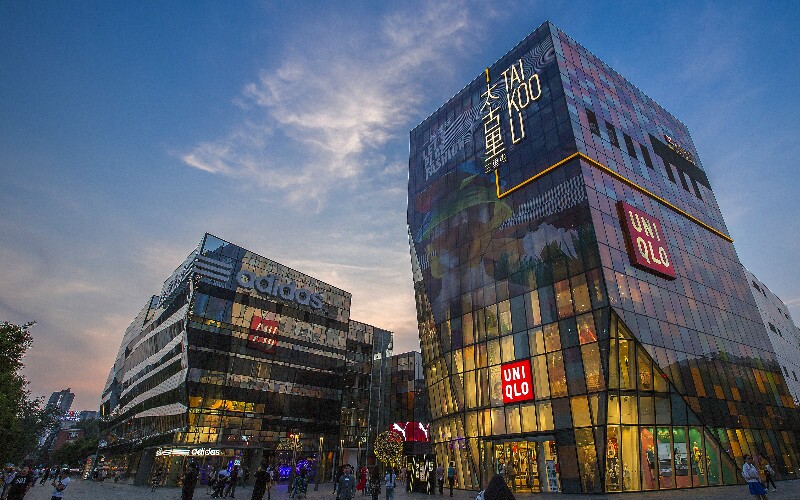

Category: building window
[640, 144, 654, 169]
[623, 133, 637, 158]
[586, 109, 600, 136]
[794, 371, 798, 382]
[769, 323, 777, 333]
[665, 163, 676, 183]
[784, 366, 789, 377]
[605, 122, 619, 147]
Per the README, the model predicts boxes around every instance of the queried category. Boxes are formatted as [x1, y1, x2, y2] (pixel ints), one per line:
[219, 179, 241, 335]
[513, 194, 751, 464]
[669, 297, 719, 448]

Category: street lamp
[314, 436, 323, 491]
[340, 439, 345, 468]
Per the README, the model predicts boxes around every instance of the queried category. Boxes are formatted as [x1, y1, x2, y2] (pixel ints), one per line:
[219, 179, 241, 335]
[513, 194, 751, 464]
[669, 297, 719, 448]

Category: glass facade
[407, 21, 800, 493]
[99, 234, 391, 485]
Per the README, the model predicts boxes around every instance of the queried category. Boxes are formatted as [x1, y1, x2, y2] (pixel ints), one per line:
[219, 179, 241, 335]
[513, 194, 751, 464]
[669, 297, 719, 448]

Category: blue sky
[1, 1, 799, 410]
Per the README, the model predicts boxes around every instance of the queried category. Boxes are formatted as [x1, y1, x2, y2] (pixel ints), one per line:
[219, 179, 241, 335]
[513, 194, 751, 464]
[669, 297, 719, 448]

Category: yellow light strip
[493, 152, 734, 243]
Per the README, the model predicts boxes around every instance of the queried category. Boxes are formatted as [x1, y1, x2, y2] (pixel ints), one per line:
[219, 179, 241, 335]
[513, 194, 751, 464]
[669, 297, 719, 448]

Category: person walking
[742, 455, 768, 500]
[764, 462, 777, 491]
[211, 468, 229, 498]
[356, 467, 368, 496]
[250, 462, 268, 500]
[151, 467, 164, 492]
[446, 463, 456, 497]
[50, 469, 71, 500]
[368, 468, 381, 500]
[290, 467, 308, 500]
[405, 468, 412, 493]
[264, 466, 273, 500]
[482, 474, 515, 500]
[6, 466, 33, 500]
[384, 467, 396, 500]
[39, 467, 50, 486]
[506, 462, 516, 492]
[427, 468, 436, 495]
[225, 465, 239, 498]
[182, 463, 199, 500]
[436, 464, 444, 495]
[338, 466, 356, 500]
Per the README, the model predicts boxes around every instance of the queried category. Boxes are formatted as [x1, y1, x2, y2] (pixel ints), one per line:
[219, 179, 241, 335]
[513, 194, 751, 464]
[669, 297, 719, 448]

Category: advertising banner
[248, 316, 279, 353]
[501, 359, 534, 404]
[617, 201, 676, 280]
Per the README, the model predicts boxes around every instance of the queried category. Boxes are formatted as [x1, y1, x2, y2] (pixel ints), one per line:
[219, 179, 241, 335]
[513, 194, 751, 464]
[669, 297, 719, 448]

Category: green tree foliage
[52, 436, 99, 468]
[0, 321, 61, 464]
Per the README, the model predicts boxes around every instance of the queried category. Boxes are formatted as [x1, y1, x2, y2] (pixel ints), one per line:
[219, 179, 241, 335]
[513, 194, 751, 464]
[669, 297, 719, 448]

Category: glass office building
[99, 234, 391, 486]
[407, 21, 800, 493]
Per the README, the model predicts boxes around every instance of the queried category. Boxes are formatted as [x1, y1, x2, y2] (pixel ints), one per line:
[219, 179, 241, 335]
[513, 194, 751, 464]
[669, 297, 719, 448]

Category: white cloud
[181, 1, 486, 207]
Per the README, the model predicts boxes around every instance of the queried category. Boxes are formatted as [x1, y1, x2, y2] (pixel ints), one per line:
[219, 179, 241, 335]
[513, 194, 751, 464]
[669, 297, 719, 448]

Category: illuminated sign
[481, 59, 542, 173]
[248, 316, 279, 354]
[390, 422, 430, 442]
[156, 448, 221, 457]
[501, 360, 534, 404]
[237, 271, 323, 309]
[664, 135, 695, 165]
[617, 201, 676, 280]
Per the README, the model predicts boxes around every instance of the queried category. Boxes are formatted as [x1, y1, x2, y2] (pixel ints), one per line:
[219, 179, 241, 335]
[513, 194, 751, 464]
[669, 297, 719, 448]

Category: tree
[0, 321, 61, 464]
[52, 436, 99, 469]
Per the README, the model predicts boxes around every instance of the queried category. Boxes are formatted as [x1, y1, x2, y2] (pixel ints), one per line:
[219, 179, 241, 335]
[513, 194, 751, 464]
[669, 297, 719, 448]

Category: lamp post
[314, 436, 323, 491]
[340, 439, 345, 468]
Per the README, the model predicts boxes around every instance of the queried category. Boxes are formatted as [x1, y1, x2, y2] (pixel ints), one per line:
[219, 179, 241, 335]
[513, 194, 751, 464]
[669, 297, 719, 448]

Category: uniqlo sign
[501, 360, 534, 404]
[248, 316, 279, 354]
[617, 201, 676, 280]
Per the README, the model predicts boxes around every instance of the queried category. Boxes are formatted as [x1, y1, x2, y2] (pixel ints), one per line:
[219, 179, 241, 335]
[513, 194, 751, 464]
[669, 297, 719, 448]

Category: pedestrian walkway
[16, 476, 800, 500]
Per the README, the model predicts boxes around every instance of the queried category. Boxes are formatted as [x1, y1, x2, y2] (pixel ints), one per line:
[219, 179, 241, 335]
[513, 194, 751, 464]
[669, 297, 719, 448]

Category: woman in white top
[742, 455, 768, 499]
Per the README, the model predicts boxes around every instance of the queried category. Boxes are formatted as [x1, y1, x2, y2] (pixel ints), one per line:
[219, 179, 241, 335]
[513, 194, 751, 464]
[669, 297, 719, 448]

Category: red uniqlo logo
[617, 201, 676, 280]
[501, 360, 534, 404]
[248, 316, 279, 353]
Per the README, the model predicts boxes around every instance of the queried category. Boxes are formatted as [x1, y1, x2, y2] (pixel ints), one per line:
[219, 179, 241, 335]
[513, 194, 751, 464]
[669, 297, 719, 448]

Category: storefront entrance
[484, 437, 560, 493]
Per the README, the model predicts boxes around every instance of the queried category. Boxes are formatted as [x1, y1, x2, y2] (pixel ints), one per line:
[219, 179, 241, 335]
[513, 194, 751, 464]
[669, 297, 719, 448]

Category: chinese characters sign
[617, 201, 676, 279]
[481, 60, 542, 173]
[501, 360, 534, 404]
[248, 316, 279, 353]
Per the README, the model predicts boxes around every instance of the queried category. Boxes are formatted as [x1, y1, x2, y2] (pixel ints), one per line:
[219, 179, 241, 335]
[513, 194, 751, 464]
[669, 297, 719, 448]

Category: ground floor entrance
[483, 437, 560, 493]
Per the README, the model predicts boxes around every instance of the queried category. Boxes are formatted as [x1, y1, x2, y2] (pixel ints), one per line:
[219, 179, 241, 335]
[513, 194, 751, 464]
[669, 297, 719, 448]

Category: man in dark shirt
[182, 463, 199, 500]
[250, 462, 268, 500]
[7, 466, 33, 500]
[337, 466, 356, 500]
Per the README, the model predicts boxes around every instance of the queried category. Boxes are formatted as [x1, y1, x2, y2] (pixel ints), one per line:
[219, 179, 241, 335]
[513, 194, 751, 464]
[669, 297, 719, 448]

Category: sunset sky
[2, 1, 799, 410]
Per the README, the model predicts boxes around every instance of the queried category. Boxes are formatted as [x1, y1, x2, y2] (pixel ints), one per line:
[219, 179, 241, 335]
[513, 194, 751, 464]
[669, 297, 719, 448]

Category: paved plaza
[17, 478, 800, 500]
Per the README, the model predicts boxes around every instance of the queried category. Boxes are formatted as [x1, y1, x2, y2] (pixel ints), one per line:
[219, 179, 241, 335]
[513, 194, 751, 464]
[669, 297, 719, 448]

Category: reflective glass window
[622, 426, 641, 491]
[640, 427, 657, 490]
[577, 312, 596, 345]
[581, 343, 605, 392]
[537, 401, 554, 431]
[521, 402, 537, 432]
[554, 279, 574, 318]
[533, 355, 550, 400]
[570, 396, 591, 427]
[547, 351, 568, 397]
[570, 274, 591, 314]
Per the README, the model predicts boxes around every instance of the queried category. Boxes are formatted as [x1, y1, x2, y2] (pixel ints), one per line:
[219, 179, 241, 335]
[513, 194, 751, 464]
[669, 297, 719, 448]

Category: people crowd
[1, 464, 71, 500]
